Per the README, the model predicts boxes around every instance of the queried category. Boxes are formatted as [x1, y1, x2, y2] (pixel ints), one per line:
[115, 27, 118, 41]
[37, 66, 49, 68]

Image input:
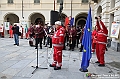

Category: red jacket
[52, 26, 65, 47]
[96, 20, 108, 44]
[35, 26, 45, 38]
[92, 29, 97, 43]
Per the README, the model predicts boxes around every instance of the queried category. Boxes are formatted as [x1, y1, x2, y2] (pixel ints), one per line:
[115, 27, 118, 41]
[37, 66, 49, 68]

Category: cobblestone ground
[0, 38, 120, 79]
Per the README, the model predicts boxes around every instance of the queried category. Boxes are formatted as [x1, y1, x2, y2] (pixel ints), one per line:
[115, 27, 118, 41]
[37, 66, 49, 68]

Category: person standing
[28, 23, 35, 38]
[49, 21, 65, 70]
[43, 24, 48, 45]
[25, 25, 28, 39]
[47, 26, 54, 48]
[9, 24, 13, 38]
[20, 26, 23, 39]
[28, 23, 35, 46]
[69, 26, 77, 51]
[12, 24, 19, 46]
[95, 16, 108, 67]
[0, 24, 4, 38]
[92, 26, 97, 53]
[34, 21, 45, 49]
[79, 27, 84, 52]
[76, 26, 81, 48]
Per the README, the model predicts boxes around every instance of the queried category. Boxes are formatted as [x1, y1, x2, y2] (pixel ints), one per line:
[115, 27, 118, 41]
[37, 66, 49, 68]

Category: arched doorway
[4, 13, 19, 35]
[75, 13, 88, 28]
[4, 13, 19, 24]
[29, 13, 45, 25]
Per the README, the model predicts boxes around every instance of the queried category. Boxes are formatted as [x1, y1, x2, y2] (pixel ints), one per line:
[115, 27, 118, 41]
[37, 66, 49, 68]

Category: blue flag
[70, 17, 74, 27]
[80, 7, 92, 71]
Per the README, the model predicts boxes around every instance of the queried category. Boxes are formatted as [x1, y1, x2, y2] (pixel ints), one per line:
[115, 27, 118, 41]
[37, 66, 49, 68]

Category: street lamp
[71, 0, 72, 17]
[22, 0, 24, 19]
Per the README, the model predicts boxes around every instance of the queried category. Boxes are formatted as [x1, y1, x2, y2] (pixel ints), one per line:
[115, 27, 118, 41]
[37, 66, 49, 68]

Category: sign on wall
[0, 25, 3, 32]
[110, 23, 120, 38]
[4, 22, 10, 30]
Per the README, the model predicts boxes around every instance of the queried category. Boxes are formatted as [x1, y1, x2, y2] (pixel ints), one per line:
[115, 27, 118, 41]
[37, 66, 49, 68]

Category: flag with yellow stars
[80, 7, 92, 72]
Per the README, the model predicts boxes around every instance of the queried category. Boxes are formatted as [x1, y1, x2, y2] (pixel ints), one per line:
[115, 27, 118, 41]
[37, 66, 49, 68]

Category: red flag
[64, 17, 69, 30]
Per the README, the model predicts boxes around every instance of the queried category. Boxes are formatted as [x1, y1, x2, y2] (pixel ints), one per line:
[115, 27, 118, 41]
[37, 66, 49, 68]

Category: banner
[4, 22, 10, 30]
[0, 25, 3, 32]
[110, 23, 120, 38]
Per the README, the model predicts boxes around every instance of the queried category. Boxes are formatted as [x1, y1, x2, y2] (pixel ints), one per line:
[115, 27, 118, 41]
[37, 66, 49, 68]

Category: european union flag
[70, 17, 74, 27]
[80, 7, 92, 72]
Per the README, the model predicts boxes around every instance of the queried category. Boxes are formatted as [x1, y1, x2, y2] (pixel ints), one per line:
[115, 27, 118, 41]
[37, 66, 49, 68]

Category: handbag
[18, 32, 21, 36]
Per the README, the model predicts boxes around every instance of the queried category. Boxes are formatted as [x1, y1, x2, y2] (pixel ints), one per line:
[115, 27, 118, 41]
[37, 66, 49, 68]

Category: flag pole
[54, 0, 55, 11]
[89, 0, 91, 8]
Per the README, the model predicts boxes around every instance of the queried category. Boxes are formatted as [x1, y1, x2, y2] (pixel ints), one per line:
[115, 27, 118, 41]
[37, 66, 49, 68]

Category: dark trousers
[76, 36, 80, 48]
[63, 37, 66, 50]
[35, 38, 43, 48]
[43, 36, 46, 45]
[69, 39, 76, 50]
[49, 38, 52, 48]
[79, 44, 83, 52]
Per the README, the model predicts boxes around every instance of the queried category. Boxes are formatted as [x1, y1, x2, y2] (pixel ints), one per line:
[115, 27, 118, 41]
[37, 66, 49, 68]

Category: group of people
[28, 20, 65, 70]
[1, 16, 108, 70]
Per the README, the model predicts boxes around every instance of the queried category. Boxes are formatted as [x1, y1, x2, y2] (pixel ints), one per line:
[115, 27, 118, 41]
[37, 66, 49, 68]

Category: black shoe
[98, 64, 105, 67]
[17, 44, 19, 46]
[49, 64, 56, 67]
[14, 44, 17, 45]
[44, 45, 47, 47]
[79, 50, 82, 52]
[95, 61, 100, 63]
[49, 47, 52, 48]
[79, 68, 88, 72]
[54, 67, 61, 70]
[63, 48, 66, 50]
[35, 47, 37, 49]
[40, 47, 42, 49]
[72, 49, 74, 51]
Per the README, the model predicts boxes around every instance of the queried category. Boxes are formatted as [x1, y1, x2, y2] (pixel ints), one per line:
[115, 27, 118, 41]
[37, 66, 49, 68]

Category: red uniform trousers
[9, 30, 13, 38]
[21, 28, 24, 38]
[52, 46, 63, 67]
[0, 31, 4, 37]
[25, 33, 29, 39]
[96, 43, 106, 64]
[92, 42, 96, 52]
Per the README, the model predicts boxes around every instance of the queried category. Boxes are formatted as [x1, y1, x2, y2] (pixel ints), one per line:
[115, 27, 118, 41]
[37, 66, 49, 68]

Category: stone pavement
[0, 38, 120, 79]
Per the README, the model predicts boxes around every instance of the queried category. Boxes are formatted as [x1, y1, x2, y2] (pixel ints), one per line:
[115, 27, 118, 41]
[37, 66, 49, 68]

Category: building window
[82, 0, 88, 3]
[57, 0, 63, 3]
[34, 0, 40, 3]
[8, 0, 13, 4]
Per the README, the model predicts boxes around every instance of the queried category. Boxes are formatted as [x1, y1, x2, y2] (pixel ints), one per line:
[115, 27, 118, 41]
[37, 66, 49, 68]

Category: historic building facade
[0, 0, 93, 25]
[0, 0, 94, 26]
[0, 0, 94, 36]
[93, 0, 120, 51]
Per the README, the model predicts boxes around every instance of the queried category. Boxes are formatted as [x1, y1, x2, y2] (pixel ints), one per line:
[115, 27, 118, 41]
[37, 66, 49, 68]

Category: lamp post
[71, 0, 72, 17]
[22, 0, 24, 19]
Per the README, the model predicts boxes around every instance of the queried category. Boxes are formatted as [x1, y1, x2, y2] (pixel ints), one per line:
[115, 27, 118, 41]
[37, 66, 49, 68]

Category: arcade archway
[29, 13, 45, 25]
[75, 13, 88, 28]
